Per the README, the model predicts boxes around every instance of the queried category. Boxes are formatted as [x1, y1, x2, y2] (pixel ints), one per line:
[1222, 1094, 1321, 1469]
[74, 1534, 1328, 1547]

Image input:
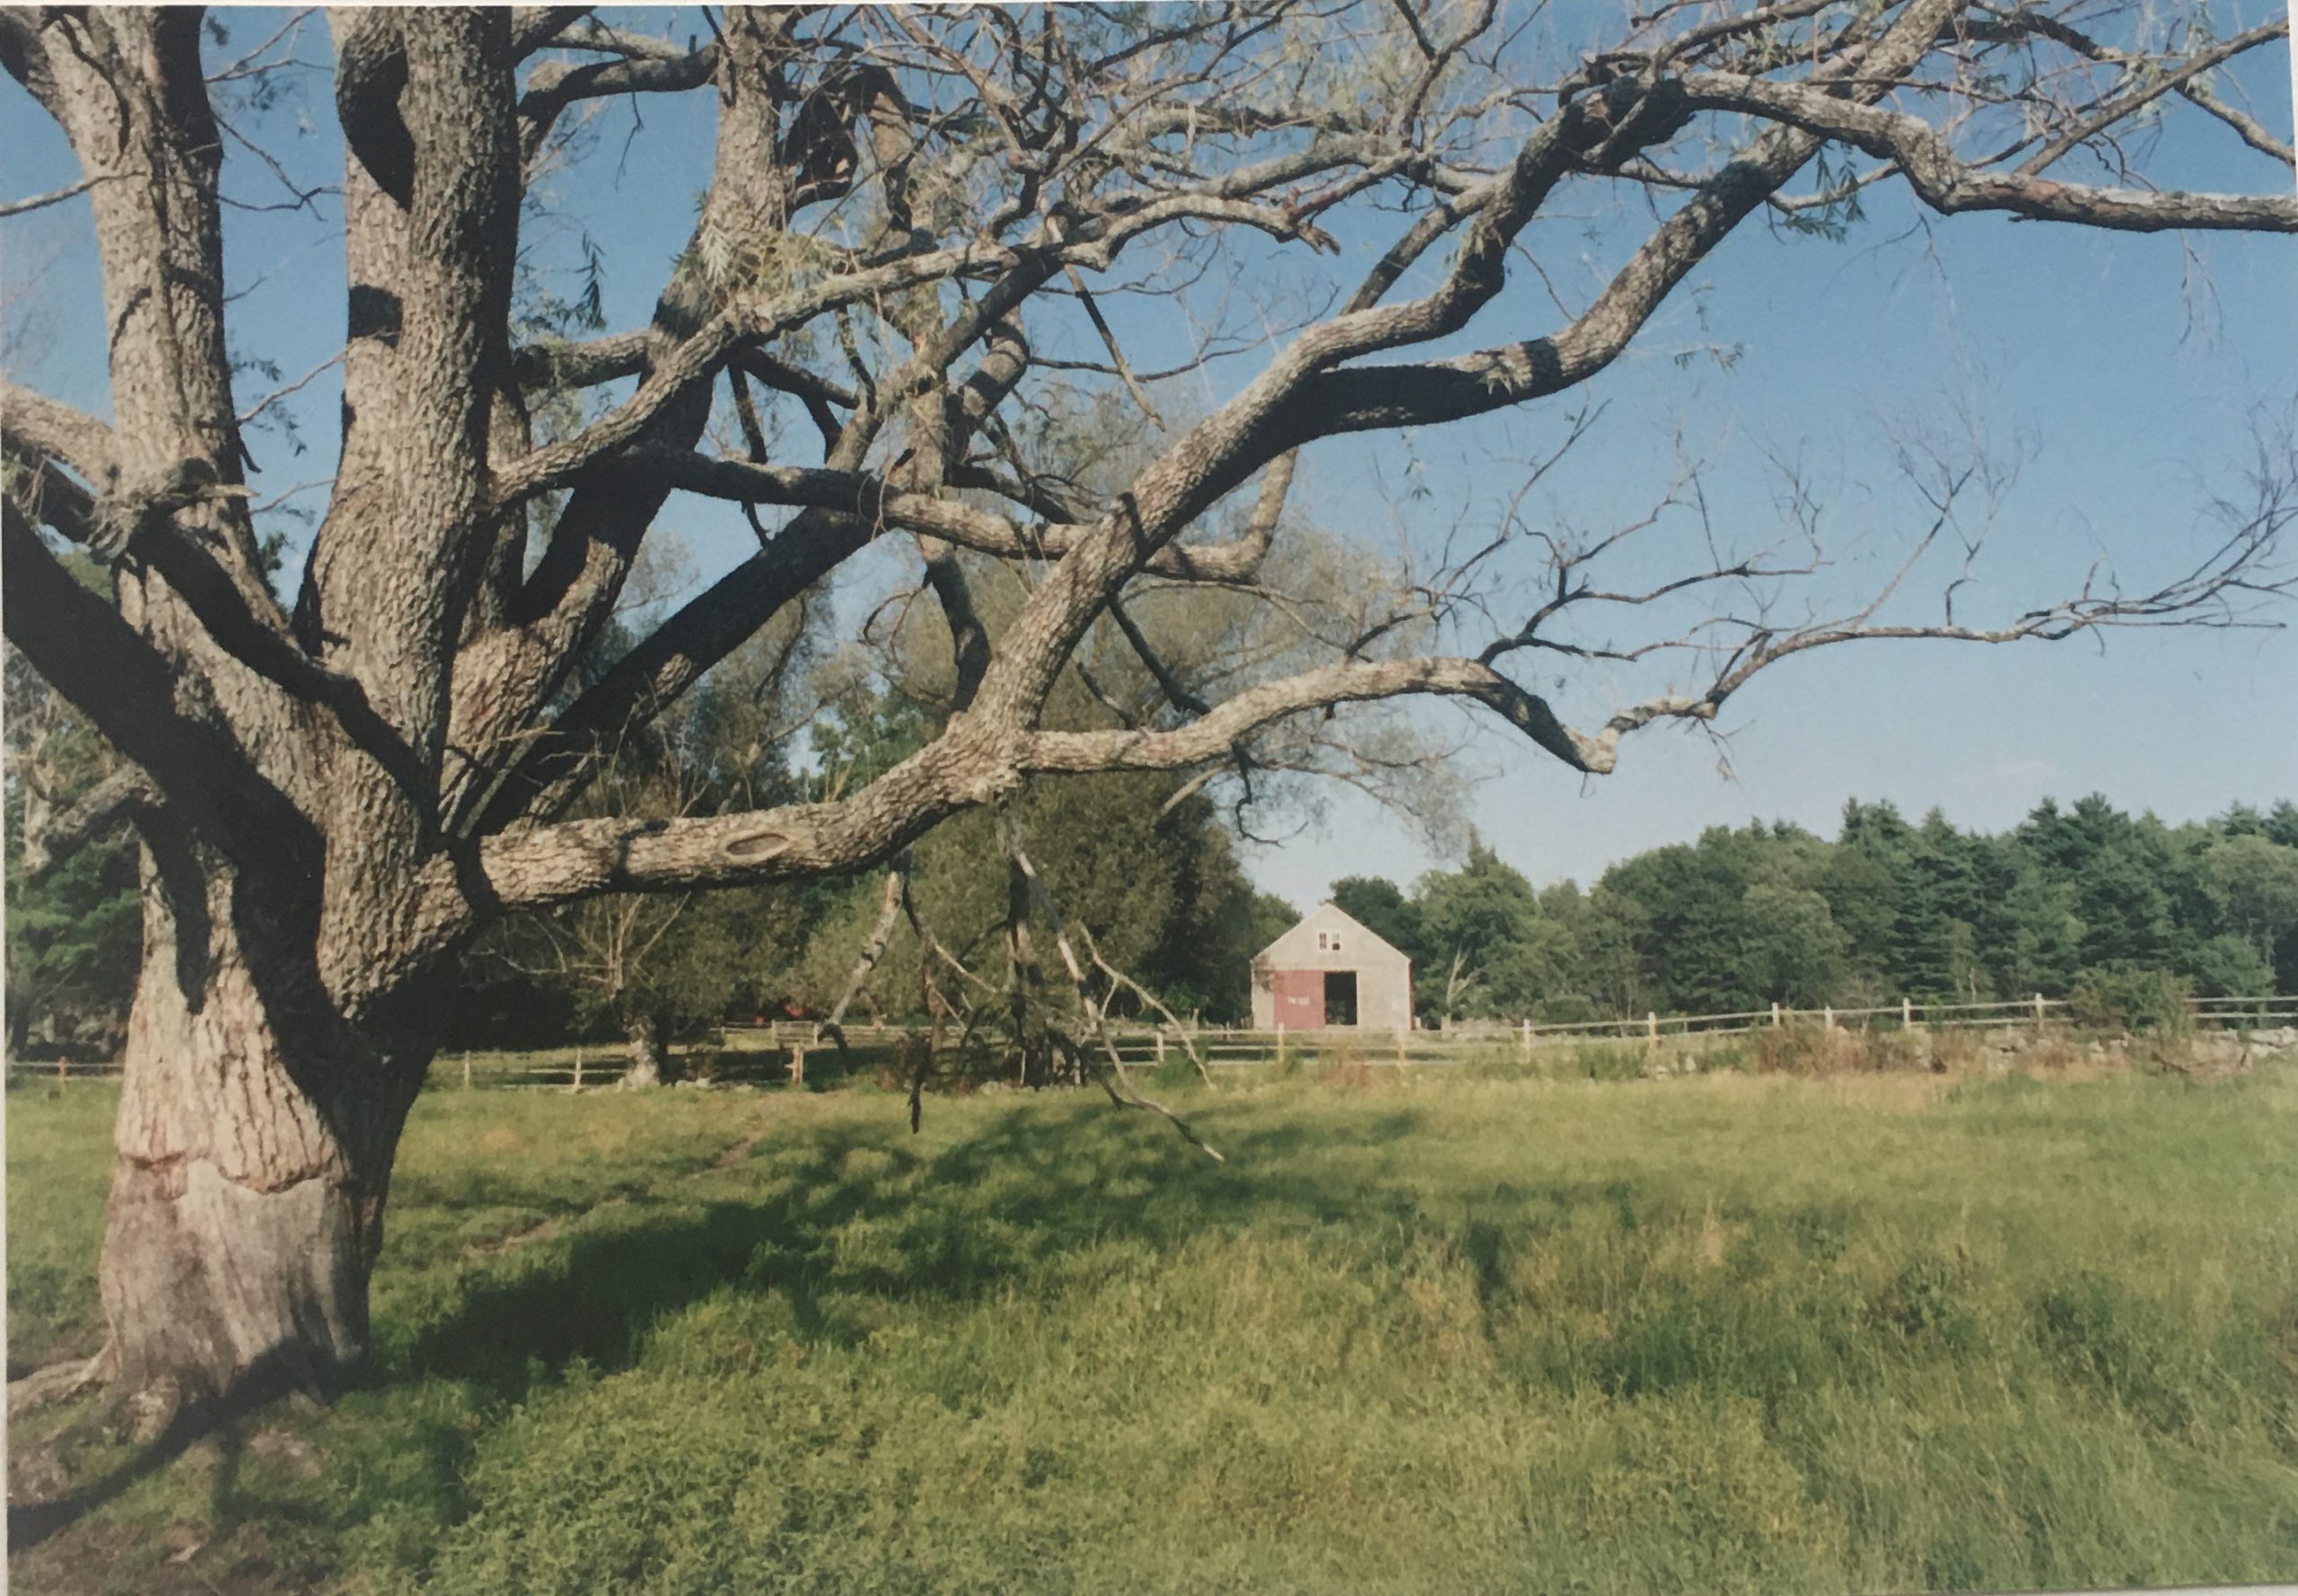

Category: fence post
[1771, 1002, 1781, 1028]
[1902, 997, 1913, 1028]
[1823, 1006, 1835, 1031]
[1155, 1028, 1166, 1065]
[2033, 992, 2046, 1024]
[572, 1044, 583, 1092]
[1276, 1023, 1286, 1068]
[462, 1050, 472, 1090]
[1646, 1011, 1659, 1052]
[1520, 1019, 1532, 1061]
[790, 1041, 805, 1088]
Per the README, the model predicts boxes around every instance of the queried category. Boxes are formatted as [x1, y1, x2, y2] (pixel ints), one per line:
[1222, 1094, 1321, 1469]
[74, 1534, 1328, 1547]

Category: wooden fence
[727, 993, 2298, 1071]
[14, 994, 2294, 1087]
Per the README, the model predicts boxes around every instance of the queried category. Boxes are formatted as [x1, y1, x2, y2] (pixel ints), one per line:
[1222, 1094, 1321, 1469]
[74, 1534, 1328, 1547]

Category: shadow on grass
[7, 1345, 330, 1553]
[383, 1089, 2039, 1428]
[392, 1096, 1437, 1398]
[7, 1094, 1438, 1562]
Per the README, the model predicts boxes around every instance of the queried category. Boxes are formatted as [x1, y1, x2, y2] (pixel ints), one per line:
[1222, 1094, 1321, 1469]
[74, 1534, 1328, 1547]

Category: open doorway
[1324, 969, 1358, 1027]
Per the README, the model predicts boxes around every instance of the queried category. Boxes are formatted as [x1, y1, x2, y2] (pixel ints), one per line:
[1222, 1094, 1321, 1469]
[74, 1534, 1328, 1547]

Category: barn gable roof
[1253, 900, 1410, 968]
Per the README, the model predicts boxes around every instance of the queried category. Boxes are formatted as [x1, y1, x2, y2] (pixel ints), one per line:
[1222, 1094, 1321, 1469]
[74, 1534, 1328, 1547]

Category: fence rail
[13, 995, 2294, 1085]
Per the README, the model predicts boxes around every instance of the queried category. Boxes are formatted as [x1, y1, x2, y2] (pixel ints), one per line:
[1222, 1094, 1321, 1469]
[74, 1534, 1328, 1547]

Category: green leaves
[1320, 793, 2294, 1030]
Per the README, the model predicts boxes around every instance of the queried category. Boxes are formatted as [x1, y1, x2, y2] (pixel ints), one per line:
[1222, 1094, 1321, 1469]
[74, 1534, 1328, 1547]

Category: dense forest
[1336, 797, 2298, 1029]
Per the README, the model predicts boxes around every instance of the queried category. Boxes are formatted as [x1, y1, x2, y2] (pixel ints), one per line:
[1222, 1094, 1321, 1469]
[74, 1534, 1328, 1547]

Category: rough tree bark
[101, 850, 431, 1407]
[2, 2, 2291, 1421]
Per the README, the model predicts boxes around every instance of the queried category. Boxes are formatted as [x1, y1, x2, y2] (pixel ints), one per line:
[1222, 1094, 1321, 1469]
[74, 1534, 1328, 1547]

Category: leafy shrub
[2067, 966, 2191, 1035]
[2024, 1023, 2083, 1070]
[1861, 1029, 1930, 1073]
[1569, 1043, 1650, 1081]
[1868, 1253, 1978, 1350]
[1752, 1022, 1848, 1074]
[1928, 1025, 1984, 1072]
[2032, 1271, 2206, 1434]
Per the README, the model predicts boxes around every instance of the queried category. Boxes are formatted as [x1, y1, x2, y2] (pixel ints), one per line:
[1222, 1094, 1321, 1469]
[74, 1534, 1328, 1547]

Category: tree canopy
[1343, 796, 2298, 1026]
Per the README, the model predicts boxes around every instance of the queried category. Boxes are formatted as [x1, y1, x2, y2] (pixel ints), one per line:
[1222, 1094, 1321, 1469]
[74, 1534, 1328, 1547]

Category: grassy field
[8, 1058, 2298, 1595]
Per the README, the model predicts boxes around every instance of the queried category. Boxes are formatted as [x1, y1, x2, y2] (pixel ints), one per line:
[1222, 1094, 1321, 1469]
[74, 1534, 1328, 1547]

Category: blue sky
[4, 6, 2293, 911]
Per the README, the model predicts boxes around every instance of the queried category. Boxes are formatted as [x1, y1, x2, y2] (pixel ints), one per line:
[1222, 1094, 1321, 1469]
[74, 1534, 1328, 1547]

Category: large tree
[2, 2, 2292, 1421]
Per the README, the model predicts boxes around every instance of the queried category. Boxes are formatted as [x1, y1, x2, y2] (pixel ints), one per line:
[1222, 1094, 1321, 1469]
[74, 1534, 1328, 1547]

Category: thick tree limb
[511, 329, 653, 390]
[492, 162, 1379, 513]
[3, 383, 117, 484]
[540, 17, 713, 64]
[3, 503, 301, 863]
[333, 13, 415, 206]
[626, 447, 1285, 582]
[512, 6, 593, 59]
[21, 764, 158, 881]
[1026, 657, 1625, 776]
[518, 44, 718, 167]
[15, 450, 431, 806]
[1268, 118, 1823, 442]
[0, 7, 62, 119]
[455, 505, 878, 837]
[1680, 72, 2298, 232]
[474, 656, 1628, 910]
[609, 447, 1029, 546]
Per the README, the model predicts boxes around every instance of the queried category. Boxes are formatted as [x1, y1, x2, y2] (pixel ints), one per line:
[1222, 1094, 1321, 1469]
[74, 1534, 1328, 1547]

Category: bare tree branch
[0, 169, 142, 219]
[1680, 72, 2298, 232]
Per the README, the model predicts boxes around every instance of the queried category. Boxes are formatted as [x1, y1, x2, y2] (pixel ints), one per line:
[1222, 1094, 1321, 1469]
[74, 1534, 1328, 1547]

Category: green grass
[9, 1064, 2298, 1594]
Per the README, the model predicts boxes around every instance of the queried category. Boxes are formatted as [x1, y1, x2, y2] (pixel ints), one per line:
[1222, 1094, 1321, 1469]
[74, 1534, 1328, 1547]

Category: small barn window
[1318, 930, 1341, 951]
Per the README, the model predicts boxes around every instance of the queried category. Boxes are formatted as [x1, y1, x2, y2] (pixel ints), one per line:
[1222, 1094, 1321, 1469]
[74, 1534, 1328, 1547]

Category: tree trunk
[95, 843, 431, 1418]
[620, 1013, 672, 1088]
[1442, 951, 1468, 1031]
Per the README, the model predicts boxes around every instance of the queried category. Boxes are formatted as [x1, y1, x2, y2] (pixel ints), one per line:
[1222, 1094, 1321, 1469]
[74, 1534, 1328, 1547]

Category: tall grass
[9, 1063, 2297, 1595]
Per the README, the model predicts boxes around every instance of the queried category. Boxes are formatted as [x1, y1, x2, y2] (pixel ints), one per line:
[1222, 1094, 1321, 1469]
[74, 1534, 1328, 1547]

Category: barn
[1250, 902, 1415, 1032]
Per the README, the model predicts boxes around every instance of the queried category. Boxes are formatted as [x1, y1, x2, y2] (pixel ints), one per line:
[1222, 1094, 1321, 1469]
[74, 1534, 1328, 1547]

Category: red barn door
[1271, 969, 1324, 1029]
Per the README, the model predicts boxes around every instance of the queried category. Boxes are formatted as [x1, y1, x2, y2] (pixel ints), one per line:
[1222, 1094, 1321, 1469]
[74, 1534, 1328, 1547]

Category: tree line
[17, 673, 2293, 1050]
[1334, 797, 2298, 1029]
